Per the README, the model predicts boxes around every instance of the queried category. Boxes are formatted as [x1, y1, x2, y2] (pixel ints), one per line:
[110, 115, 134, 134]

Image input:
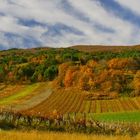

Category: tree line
[0, 48, 139, 96]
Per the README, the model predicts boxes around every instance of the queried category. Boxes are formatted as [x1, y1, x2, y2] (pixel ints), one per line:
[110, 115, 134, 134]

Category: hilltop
[70, 45, 140, 52]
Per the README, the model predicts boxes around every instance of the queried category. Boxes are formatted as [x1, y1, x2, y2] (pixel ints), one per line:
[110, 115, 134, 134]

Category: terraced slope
[0, 82, 53, 111]
[0, 83, 40, 106]
[0, 84, 25, 99]
[11, 82, 53, 111]
[1, 83, 140, 121]
[25, 88, 140, 116]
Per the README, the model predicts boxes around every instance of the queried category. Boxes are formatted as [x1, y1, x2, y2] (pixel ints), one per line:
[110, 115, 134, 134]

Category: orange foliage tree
[64, 66, 79, 87]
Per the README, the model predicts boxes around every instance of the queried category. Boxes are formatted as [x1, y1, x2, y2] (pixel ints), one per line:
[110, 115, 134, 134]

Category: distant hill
[70, 45, 140, 52]
[1, 44, 140, 53]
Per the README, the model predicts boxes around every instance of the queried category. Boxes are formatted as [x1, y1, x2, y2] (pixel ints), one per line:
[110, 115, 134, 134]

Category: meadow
[94, 111, 140, 122]
[0, 83, 40, 105]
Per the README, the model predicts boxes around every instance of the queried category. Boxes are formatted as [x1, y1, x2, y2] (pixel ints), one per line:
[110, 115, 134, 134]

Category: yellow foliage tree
[107, 58, 133, 69]
[133, 70, 140, 95]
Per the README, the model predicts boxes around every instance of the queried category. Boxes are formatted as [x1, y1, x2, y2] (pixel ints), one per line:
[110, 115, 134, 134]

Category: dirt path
[4, 82, 53, 111]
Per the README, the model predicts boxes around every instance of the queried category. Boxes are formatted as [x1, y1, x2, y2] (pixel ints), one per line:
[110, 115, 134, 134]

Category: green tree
[44, 65, 58, 80]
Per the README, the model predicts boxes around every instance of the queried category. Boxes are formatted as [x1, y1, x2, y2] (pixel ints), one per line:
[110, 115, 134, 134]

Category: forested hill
[0, 45, 140, 97]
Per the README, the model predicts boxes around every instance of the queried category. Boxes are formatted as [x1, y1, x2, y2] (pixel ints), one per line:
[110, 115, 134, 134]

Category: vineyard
[25, 88, 140, 116]
[0, 83, 140, 135]
[1, 83, 140, 121]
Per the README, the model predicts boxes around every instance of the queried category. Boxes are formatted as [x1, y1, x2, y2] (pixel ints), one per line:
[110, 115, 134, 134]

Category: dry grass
[0, 130, 140, 140]
[70, 45, 140, 52]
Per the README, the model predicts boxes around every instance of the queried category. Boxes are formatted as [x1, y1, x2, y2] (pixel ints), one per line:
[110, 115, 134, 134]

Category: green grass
[68, 111, 140, 123]
[0, 83, 40, 105]
[94, 111, 140, 122]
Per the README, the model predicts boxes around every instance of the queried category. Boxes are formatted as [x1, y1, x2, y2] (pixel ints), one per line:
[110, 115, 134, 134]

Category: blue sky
[0, 0, 140, 49]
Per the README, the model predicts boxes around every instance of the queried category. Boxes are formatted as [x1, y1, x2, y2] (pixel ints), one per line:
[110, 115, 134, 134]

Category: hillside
[0, 46, 139, 108]
[0, 45, 140, 135]
[0, 46, 140, 96]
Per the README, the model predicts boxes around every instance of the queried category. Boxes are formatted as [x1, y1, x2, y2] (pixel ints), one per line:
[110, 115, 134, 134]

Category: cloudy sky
[0, 0, 140, 49]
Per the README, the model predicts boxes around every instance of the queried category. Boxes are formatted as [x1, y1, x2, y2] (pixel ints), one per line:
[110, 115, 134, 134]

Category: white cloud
[67, 0, 139, 42]
[115, 0, 140, 15]
[0, 0, 139, 49]
[0, 32, 26, 49]
[0, 15, 47, 39]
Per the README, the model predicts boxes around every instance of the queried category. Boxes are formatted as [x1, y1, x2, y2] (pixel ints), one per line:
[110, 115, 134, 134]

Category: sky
[0, 0, 140, 49]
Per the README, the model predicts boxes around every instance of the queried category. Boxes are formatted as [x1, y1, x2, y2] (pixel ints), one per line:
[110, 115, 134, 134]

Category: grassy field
[94, 111, 140, 122]
[0, 83, 40, 105]
[0, 130, 139, 140]
[11, 82, 53, 111]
